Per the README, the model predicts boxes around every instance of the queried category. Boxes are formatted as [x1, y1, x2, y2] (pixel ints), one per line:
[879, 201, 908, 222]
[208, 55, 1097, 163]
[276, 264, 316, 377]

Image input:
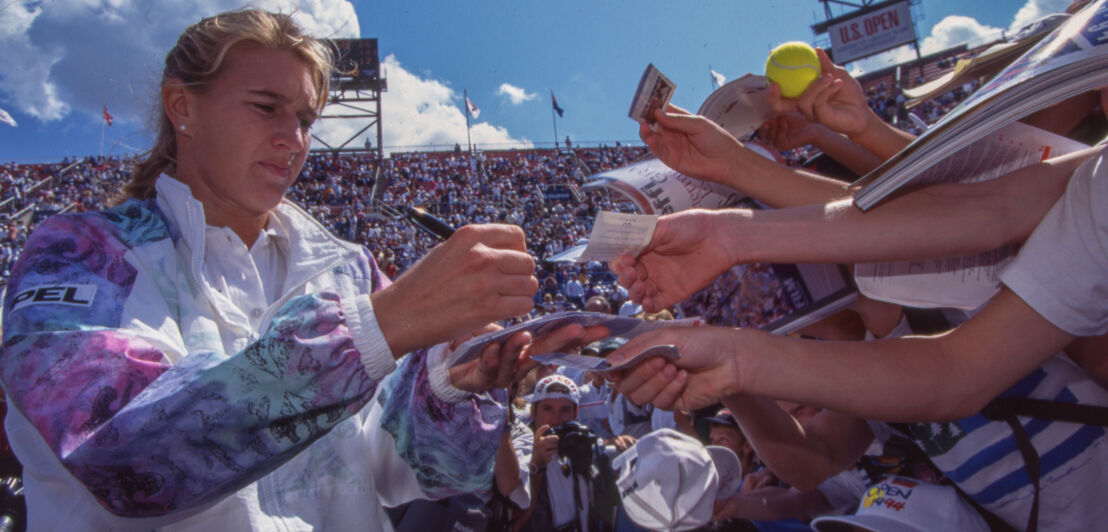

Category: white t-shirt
[1001, 151, 1108, 335]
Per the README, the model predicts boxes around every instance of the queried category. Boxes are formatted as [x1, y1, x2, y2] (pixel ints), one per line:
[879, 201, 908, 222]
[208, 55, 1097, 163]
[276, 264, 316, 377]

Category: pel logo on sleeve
[10, 284, 97, 312]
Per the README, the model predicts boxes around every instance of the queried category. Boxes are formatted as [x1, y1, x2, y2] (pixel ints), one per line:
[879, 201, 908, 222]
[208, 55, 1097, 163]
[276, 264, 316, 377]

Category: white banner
[829, 1, 916, 64]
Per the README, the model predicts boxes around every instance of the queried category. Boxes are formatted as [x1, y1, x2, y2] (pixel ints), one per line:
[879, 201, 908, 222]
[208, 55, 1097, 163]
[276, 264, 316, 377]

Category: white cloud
[0, 3, 69, 120]
[311, 55, 532, 154]
[919, 15, 1004, 54]
[1009, 0, 1071, 33]
[495, 83, 537, 105]
[0, 0, 358, 125]
[849, 5, 1035, 75]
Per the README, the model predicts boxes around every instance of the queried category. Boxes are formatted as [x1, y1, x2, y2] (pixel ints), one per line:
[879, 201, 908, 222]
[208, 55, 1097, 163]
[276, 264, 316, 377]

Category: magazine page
[583, 156, 744, 214]
[886, 120, 1088, 187]
[855, 245, 1018, 310]
[696, 74, 774, 140]
[854, 0, 1108, 210]
[853, 121, 1089, 309]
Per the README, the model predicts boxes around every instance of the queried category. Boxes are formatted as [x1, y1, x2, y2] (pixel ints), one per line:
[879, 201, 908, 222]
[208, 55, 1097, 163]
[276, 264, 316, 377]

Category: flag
[0, 107, 16, 127]
[710, 68, 726, 89]
[18, 208, 34, 229]
[465, 96, 480, 119]
[102, 105, 113, 127]
[551, 91, 564, 117]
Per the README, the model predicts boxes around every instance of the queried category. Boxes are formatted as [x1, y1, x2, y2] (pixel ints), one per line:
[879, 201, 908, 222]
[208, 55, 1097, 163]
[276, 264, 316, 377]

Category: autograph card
[629, 63, 676, 126]
[577, 211, 658, 263]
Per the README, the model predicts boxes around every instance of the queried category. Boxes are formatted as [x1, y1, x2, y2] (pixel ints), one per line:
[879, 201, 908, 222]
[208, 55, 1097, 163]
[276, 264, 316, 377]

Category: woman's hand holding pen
[372, 223, 539, 357]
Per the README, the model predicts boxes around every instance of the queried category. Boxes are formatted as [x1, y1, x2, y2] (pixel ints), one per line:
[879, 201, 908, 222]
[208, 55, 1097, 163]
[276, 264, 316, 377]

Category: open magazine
[902, 13, 1069, 108]
[853, 0, 1108, 210]
[695, 73, 774, 139]
[855, 121, 1088, 309]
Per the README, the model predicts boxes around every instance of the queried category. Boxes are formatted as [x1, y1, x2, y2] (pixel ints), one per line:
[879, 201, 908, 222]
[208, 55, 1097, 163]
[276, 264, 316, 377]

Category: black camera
[551, 422, 620, 479]
[551, 421, 595, 455]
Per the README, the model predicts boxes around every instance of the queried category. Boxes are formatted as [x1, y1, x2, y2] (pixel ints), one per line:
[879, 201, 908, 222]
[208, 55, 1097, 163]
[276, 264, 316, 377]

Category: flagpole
[551, 103, 558, 151]
[464, 89, 472, 153]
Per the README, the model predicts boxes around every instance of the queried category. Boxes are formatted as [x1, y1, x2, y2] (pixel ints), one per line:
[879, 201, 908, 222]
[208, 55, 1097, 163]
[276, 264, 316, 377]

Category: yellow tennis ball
[765, 42, 821, 99]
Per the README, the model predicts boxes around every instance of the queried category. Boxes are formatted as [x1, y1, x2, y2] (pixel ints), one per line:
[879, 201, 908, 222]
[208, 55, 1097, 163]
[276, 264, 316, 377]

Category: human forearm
[727, 145, 854, 208]
[2, 292, 385, 517]
[735, 291, 1072, 421]
[847, 111, 914, 161]
[495, 432, 523, 497]
[730, 148, 1093, 265]
[723, 395, 840, 490]
[811, 127, 884, 176]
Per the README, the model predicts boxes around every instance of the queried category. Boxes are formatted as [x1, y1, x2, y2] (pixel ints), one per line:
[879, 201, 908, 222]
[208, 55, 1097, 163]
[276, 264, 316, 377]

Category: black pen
[404, 206, 456, 241]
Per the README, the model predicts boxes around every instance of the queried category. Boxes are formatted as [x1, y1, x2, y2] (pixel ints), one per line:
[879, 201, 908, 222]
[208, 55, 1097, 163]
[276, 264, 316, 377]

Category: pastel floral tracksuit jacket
[0, 176, 505, 531]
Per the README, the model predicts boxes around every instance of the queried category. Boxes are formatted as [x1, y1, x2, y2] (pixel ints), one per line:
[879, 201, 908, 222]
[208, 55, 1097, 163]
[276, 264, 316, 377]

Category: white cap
[706, 445, 743, 498]
[810, 476, 989, 532]
[612, 429, 719, 531]
[530, 374, 580, 405]
[619, 300, 643, 317]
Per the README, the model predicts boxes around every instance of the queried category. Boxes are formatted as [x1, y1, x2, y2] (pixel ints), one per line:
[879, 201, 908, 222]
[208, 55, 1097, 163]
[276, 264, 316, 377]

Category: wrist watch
[528, 462, 542, 475]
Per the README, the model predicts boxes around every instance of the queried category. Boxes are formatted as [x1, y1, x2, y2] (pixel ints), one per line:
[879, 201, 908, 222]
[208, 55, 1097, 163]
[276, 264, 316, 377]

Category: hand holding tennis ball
[765, 42, 821, 99]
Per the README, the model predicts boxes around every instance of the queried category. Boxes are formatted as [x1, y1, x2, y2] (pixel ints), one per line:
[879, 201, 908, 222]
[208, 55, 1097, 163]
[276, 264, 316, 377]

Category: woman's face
[174, 42, 318, 227]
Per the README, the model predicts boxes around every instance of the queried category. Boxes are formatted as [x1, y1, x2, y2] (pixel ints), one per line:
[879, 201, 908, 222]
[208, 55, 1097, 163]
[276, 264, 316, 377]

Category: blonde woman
[0, 9, 591, 530]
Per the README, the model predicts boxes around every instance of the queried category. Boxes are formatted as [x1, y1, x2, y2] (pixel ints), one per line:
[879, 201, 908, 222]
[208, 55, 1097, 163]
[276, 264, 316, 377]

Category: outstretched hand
[373, 224, 538, 356]
[766, 48, 871, 138]
[639, 104, 745, 186]
[611, 209, 742, 313]
[449, 329, 534, 392]
[604, 326, 744, 412]
[449, 322, 610, 393]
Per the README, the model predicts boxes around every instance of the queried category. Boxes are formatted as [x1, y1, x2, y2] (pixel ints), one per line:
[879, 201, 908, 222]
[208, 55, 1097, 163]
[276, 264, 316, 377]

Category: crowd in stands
[860, 78, 978, 135]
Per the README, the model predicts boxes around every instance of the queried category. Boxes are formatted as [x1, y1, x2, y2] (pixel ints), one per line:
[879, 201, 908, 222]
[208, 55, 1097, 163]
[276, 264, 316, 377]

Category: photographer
[508, 375, 635, 532]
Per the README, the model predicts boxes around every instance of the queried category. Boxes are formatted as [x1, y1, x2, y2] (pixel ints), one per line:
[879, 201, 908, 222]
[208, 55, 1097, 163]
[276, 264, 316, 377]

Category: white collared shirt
[202, 218, 288, 330]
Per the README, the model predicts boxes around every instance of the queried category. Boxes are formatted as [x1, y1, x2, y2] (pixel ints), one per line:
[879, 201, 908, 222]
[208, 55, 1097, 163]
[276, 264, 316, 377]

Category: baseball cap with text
[529, 374, 580, 405]
[810, 476, 988, 532]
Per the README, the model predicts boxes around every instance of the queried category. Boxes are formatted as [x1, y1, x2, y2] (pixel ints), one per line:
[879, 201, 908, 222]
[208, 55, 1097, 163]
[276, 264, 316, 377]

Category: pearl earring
[178, 124, 186, 132]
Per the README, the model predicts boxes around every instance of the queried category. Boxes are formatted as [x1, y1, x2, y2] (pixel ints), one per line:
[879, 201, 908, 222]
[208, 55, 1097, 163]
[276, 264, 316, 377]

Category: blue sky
[0, 0, 1068, 163]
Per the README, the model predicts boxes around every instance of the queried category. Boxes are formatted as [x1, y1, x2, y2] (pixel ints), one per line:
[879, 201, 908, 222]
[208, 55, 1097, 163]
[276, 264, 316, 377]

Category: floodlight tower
[313, 39, 387, 159]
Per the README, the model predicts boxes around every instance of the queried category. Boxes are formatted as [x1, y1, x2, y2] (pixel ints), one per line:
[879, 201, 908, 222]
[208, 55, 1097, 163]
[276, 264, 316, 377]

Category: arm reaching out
[605, 287, 1074, 423]
[612, 146, 1100, 312]
[640, 105, 854, 208]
